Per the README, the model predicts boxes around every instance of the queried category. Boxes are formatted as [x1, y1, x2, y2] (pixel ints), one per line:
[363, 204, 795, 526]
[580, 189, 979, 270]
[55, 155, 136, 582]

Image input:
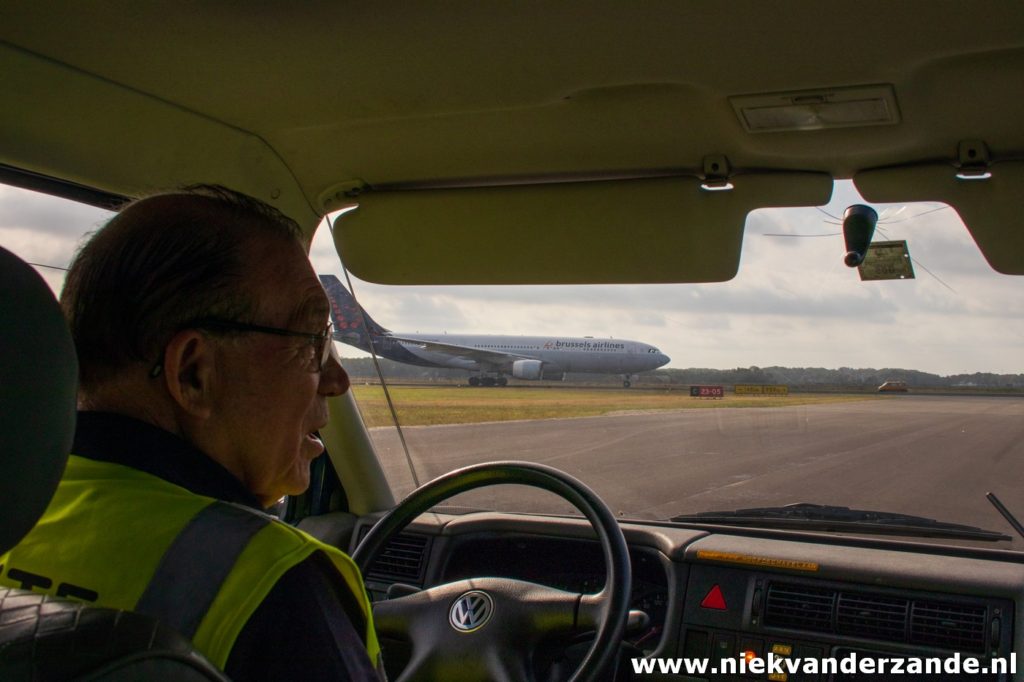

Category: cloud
[0, 185, 112, 240]
[0, 185, 114, 295]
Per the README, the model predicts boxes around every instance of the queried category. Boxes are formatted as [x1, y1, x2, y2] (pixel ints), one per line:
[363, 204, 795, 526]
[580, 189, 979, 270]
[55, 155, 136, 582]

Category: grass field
[348, 385, 879, 427]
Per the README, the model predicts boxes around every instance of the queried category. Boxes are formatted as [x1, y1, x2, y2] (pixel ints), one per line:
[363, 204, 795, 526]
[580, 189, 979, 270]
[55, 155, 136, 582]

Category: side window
[0, 183, 114, 295]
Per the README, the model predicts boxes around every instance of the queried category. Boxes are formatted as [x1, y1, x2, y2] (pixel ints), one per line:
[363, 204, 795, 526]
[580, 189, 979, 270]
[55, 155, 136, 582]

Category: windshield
[5, 180, 1023, 550]
[312, 180, 1024, 548]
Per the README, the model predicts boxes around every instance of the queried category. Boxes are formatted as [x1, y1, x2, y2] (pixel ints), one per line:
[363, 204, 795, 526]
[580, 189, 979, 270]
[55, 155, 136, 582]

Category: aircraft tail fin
[319, 275, 390, 352]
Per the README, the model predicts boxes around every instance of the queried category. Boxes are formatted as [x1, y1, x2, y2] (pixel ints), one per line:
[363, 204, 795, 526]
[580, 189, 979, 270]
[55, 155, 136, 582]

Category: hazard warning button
[700, 584, 727, 610]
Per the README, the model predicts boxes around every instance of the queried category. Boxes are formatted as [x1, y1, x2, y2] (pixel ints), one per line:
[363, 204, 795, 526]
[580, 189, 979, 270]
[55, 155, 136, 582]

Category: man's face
[208, 236, 349, 507]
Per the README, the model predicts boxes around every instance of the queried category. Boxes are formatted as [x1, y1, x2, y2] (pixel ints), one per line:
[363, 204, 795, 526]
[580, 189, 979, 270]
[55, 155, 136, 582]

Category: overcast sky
[3, 181, 1021, 375]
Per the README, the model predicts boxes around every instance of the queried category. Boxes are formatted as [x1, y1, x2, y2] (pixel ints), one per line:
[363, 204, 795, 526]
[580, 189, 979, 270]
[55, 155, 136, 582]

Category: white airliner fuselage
[388, 333, 669, 375]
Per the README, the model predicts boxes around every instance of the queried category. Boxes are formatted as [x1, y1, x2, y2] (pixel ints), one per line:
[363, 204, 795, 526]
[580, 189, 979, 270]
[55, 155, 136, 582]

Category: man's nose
[319, 343, 350, 396]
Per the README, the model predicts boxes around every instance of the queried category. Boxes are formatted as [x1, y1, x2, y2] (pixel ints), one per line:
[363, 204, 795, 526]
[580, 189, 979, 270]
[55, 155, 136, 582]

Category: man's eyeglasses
[150, 318, 336, 377]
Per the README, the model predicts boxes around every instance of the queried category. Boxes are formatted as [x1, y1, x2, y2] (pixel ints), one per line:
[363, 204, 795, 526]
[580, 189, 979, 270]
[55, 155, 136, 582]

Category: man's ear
[162, 330, 217, 418]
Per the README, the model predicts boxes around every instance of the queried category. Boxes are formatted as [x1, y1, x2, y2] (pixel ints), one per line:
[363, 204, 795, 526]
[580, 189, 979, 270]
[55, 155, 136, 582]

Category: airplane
[320, 275, 671, 387]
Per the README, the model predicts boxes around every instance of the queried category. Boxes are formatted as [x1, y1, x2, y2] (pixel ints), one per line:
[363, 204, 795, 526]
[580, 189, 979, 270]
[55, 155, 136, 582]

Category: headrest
[0, 247, 78, 553]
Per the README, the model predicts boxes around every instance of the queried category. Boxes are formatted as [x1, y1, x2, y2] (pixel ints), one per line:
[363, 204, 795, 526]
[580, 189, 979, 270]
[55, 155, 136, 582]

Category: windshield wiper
[670, 503, 1012, 542]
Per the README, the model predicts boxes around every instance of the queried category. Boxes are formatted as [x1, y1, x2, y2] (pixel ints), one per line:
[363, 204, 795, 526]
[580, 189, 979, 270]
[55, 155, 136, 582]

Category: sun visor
[333, 173, 832, 285]
[855, 162, 1024, 275]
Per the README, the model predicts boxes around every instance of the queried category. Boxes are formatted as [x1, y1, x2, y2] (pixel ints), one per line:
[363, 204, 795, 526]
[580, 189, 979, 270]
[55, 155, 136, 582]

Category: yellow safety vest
[0, 455, 380, 670]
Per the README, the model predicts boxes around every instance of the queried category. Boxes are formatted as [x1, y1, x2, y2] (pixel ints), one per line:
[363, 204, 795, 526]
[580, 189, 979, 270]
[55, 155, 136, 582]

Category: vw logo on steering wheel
[449, 591, 494, 632]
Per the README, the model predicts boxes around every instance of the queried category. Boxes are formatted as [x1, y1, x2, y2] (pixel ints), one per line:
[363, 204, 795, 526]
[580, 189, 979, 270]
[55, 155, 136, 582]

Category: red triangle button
[701, 584, 727, 610]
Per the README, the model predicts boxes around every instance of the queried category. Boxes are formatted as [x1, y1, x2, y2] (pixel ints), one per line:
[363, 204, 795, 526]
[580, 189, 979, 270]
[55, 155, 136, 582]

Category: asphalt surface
[367, 395, 1024, 547]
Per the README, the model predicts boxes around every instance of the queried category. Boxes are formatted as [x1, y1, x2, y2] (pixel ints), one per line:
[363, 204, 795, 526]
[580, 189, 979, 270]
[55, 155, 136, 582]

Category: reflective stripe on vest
[135, 501, 270, 639]
[0, 455, 380, 669]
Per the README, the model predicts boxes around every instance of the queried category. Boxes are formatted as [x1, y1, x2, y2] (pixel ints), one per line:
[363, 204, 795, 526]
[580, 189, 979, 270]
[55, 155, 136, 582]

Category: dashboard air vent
[765, 583, 836, 632]
[764, 581, 992, 654]
[910, 601, 987, 653]
[837, 592, 908, 640]
[364, 531, 429, 583]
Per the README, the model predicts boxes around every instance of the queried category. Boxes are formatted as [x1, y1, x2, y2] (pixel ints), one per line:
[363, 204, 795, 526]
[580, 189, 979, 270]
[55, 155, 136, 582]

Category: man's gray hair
[61, 185, 303, 389]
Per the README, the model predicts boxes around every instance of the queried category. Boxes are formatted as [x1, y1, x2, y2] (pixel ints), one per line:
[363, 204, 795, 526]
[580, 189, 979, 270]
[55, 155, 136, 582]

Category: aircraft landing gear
[622, 374, 637, 388]
[468, 375, 508, 387]
[623, 379, 631, 388]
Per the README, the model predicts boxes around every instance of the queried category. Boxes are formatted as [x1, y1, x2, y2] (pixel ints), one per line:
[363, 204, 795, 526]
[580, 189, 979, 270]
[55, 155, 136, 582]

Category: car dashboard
[346, 512, 1024, 680]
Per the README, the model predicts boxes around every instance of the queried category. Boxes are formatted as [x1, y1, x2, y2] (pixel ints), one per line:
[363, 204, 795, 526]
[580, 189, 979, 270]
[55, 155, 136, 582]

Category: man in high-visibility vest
[0, 186, 382, 680]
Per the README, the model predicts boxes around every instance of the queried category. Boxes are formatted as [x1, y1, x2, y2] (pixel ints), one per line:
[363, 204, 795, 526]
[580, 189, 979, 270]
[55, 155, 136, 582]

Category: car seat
[0, 245, 227, 681]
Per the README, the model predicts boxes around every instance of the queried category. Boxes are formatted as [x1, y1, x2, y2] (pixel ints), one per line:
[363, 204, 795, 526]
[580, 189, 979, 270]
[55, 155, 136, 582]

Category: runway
[366, 395, 1024, 543]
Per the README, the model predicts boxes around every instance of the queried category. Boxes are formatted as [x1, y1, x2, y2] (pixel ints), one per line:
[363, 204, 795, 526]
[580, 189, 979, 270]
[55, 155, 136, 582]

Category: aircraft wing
[389, 335, 533, 367]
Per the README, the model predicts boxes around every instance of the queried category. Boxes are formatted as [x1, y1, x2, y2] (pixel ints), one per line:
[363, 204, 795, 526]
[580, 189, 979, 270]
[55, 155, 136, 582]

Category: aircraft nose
[657, 353, 670, 367]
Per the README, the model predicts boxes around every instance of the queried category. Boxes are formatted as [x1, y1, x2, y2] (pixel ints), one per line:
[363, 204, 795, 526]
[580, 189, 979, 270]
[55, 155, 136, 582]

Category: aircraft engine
[511, 359, 544, 380]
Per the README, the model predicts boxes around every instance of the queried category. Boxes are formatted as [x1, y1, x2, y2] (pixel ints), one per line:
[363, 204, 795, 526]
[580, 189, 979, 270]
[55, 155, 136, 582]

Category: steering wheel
[352, 461, 632, 682]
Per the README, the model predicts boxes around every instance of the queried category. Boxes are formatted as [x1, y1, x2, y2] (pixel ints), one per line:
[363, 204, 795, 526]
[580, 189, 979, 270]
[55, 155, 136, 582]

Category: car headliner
[1, 1, 1023, 282]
